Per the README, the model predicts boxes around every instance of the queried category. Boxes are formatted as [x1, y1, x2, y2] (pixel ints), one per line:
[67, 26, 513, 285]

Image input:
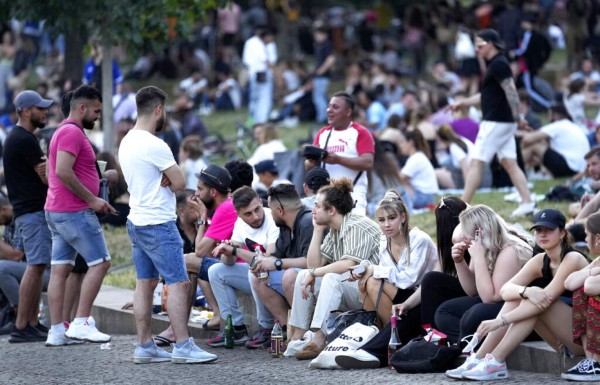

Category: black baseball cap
[254, 159, 279, 174]
[196, 165, 232, 194]
[530, 209, 566, 230]
[477, 29, 505, 50]
[304, 167, 330, 191]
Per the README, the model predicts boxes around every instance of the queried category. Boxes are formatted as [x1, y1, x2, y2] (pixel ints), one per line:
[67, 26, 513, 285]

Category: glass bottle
[388, 315, 401, 370]
[271, 319, 283, 358]
[255, 246, 269, 283]
[225, 314, 234, 349]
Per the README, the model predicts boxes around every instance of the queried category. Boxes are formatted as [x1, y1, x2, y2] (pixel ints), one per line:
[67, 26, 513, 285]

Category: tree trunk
[64, 29, 85, 84]
[101, 39, 115, 155]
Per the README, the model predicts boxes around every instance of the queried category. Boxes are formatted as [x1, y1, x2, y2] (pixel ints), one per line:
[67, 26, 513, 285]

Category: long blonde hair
[459, 205, 533, 273]
[375, 189, 411, 264]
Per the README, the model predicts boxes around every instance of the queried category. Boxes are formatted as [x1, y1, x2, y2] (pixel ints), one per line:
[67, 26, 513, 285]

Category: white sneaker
[283, 330, 314, 357]
[503, 191, 521, 203]
[445, 353, 481, 379]
[511, 202, 535, 217]
[65, 319, 111, 343]
[46, 328, 85, 347]
[335, 349, 380, 369]
[171, 337, 217, 364]
[462, 353, 509, 380]
[133, 341, 172, 364]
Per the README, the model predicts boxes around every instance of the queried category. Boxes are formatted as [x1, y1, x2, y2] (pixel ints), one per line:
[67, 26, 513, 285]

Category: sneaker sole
[335, 355, 379, 369]
[45, 340, 86, 347]
[446, 370, 468, 380]
[463, 372, 509, 380]
[8, 336, 46, 343]
[133, 357, 172, 364]
[171, 356, 218, 364]
[65, 334, 111, 343]
[245, 341, 270, 349]
[560, 373, 600, 381]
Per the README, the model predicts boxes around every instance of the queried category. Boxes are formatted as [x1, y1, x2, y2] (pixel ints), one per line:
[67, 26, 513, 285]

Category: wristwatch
[231, 245, 238, 257]
[196, 219, 210, 227]
[519, 286, 528, 299]
[274, 258, 283, 271]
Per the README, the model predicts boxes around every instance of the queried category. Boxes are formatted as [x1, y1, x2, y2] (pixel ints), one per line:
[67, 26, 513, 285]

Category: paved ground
[0, 334, 574, 385]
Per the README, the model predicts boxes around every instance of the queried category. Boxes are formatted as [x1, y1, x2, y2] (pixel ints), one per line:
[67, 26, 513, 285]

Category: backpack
[390, 337, 461, 373]
[545, 185, 579, 202]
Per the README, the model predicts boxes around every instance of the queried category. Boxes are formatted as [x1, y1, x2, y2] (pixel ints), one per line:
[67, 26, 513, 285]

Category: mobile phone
[351, 264, 366, 276]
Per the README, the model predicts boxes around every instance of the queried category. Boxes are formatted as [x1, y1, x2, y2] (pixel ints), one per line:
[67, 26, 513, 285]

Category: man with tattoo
[449, 29, 534, 217]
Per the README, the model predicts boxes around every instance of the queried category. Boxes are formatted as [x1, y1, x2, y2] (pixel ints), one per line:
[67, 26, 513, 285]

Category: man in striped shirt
[287, 177, 381, 360]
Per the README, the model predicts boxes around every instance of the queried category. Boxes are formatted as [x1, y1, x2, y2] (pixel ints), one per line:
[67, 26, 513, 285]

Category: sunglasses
[200, 169, 224, 187]
[267, 186, 284, 210]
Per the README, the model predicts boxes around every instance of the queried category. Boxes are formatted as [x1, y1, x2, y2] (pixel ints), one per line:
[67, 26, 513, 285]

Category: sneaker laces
[574, 358, 596, 372]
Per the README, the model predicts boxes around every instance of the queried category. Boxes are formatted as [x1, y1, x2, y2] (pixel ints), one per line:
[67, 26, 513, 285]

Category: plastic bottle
[153, 281, 163, 314]
[271, 319, 283, 358]
[255, 246, 269, 283]
[38, 299, 46, 326]
[225, 314, 234, 349]
[388, 315, 401, 370]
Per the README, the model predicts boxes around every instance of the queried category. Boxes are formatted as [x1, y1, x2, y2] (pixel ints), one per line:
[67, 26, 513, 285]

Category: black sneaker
[0, 321, 14, 335]
[561, 358, 600, 381]
[8, 324, 46, 343]
[34, 323, 49, 335]
[206, 326, 249, 347]
[245, 327, 272, 349]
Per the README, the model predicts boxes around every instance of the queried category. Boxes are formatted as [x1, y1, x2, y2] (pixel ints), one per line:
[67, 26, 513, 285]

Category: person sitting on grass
[447, 209, 588, 381]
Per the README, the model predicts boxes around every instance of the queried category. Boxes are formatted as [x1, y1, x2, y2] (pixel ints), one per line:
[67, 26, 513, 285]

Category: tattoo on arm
[500, 78, 520, 121]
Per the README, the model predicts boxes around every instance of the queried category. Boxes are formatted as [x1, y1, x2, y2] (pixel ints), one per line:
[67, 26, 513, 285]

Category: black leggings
[420, 272, 467, 328]
[435, 296, 504, 343]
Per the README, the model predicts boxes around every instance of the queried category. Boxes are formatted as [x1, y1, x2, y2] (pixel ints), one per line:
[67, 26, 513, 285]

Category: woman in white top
[436, 124, 492, 189]
[356, 189, 438, 326]
[399, 129, 439, 209]
[247, 123, 287, 166]
[563, 78, 600, 133]
[178, 135, 208, 190]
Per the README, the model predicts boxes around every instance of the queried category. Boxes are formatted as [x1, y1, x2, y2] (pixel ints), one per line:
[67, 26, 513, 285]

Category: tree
[1, 0, 227, 154]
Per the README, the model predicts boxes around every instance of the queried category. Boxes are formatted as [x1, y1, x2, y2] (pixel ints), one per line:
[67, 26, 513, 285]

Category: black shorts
[543, 148, 577, 177]
[72, 254, 89, 274]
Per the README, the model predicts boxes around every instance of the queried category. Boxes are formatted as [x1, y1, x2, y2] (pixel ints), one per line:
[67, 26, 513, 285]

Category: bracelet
[501, 315, 509, 327]
[309, 268, 317, 278]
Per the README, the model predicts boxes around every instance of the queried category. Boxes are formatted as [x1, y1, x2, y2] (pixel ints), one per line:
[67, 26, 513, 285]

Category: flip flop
[153, 335, 175, 347]
[201, 319, 220, 331]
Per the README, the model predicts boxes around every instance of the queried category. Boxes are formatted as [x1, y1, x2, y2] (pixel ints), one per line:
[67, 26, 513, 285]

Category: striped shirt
[320, 213, 381, 265]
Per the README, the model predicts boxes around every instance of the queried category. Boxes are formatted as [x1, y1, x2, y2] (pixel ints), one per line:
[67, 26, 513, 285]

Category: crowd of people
[1, 0, 600, 382]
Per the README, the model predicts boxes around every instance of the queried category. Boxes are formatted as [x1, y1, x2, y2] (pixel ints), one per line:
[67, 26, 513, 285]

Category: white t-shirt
[449, 138, 474, 169]
[563, 93, 588, 132]
[541, 119, 590, 173]
[401, 151, 439, 194]
[182, 157, 208, 190]
[179, 77, 208, 99]
[231, 208, 280, 254]
[247, 140, 287, 166]
[217, 78, 242, 109]
[242, 35, 277, 75]
[119, 129, 178, 226]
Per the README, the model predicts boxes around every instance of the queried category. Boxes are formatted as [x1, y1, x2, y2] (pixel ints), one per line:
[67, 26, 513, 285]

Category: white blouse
[371, 227, 438, 289]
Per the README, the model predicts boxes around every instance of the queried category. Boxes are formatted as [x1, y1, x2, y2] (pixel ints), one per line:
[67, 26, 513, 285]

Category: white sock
[51, 323, 66, 334]
[72, 317, 88, 326]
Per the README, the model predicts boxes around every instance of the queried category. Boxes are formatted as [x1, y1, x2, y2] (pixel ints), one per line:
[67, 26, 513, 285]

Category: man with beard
[241, 183, 312, 349]
[119, 86, 216, 364]
[3, 90, 53, 343]
[208, 186, 279, 347]
[44, 85, 114, 346]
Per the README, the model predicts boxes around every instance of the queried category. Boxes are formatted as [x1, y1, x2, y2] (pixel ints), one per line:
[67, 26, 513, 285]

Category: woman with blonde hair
[448, 209, 588, 381]
[435, 204, 533, 345]
[562, 212, 600, 381]
[399, 129, 439, 209]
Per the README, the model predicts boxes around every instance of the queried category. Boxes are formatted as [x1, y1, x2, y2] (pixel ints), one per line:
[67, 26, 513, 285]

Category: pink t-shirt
[45, 119, 99, 212]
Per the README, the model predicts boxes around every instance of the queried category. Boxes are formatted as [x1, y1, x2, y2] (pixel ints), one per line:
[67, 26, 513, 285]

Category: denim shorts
[126, 220, 188, 285]
[267, 268, 301, 297]
[198, 256, 220, 281]
[46, 209, 111, 267]
[15, 211, 51, 265]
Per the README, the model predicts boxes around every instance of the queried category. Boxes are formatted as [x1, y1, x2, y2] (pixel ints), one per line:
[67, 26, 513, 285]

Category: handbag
[324, 280, 384, 343]
[390, 337, 461, 373]
[309, 322, 379, 369]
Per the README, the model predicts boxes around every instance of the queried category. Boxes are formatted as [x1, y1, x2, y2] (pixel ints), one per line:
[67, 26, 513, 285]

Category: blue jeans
[15, 211, 51, 265]
[46, 209, 110, 266]
[249, 72, 273, 124]
[312, 76, 330, 123]
[208, 262, 273, 328]
[0, 260, 50, 307]
[126, 220, 188, 286]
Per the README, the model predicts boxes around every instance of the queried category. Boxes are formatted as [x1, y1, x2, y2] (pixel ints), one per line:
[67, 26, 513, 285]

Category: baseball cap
[530, 209, 566, 230]
[304, 167, 330, 191]
[477, 29, 505, 50]
[254, 160, 279, 174]
[14, 90, 54, 111]
[196, 165, 232, 194]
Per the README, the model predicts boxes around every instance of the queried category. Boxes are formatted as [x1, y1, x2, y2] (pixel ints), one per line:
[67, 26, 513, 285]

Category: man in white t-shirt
[304, 91, 375, 214]
[521, 103, 590, 177]
[119, 86, 217, 364]
[207, 186, 280, 347]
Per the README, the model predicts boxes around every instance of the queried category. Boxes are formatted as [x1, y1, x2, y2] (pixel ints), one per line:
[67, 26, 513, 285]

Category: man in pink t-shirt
[44, 85, 115, 347]
[154, 164, 238, 343]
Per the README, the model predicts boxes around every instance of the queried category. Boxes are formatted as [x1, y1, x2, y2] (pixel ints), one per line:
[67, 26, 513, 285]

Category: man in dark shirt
[3, 90, 54, 343]
[247, 183, 311, 348]
[449, 29, 534, 217]
[312, 27, 336, 124]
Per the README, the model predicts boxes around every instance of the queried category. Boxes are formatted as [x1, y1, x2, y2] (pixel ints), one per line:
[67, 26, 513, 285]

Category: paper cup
[97, 160, 107, 173]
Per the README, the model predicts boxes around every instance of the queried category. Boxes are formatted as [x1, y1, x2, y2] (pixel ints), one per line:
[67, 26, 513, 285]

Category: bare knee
[282, 270, 298, 293]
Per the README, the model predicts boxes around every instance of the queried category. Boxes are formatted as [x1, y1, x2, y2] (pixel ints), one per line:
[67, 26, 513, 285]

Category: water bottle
[225, 314, 234, 349]
[388, 315, 401, 369]
[271, 319, 283, 358]
[153, 281, 163, 314]
[255, 246, 269, 283]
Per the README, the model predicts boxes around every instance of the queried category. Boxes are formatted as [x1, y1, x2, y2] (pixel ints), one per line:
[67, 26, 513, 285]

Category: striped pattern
[320, 213, 381, 265]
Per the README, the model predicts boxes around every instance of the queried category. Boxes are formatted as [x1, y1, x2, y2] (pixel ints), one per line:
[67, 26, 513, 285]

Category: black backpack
[390, 337, 461, 373]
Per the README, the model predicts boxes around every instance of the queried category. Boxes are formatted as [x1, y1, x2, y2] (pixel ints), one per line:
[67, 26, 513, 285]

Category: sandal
[153, 335, 175, 347]
[201, 319, 220, 331]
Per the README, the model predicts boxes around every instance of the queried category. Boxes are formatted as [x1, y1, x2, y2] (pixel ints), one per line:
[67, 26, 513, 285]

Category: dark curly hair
[224, 159, 254, 192]
[318, 177, 354, 215]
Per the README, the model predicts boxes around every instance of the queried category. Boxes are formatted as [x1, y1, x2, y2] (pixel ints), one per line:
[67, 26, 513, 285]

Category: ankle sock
[51, 323, 66, 334]
[72, 317, 87, 326]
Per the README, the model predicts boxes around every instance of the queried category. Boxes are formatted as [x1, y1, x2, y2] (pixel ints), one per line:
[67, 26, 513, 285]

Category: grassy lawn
[103, 106, 573, 289]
